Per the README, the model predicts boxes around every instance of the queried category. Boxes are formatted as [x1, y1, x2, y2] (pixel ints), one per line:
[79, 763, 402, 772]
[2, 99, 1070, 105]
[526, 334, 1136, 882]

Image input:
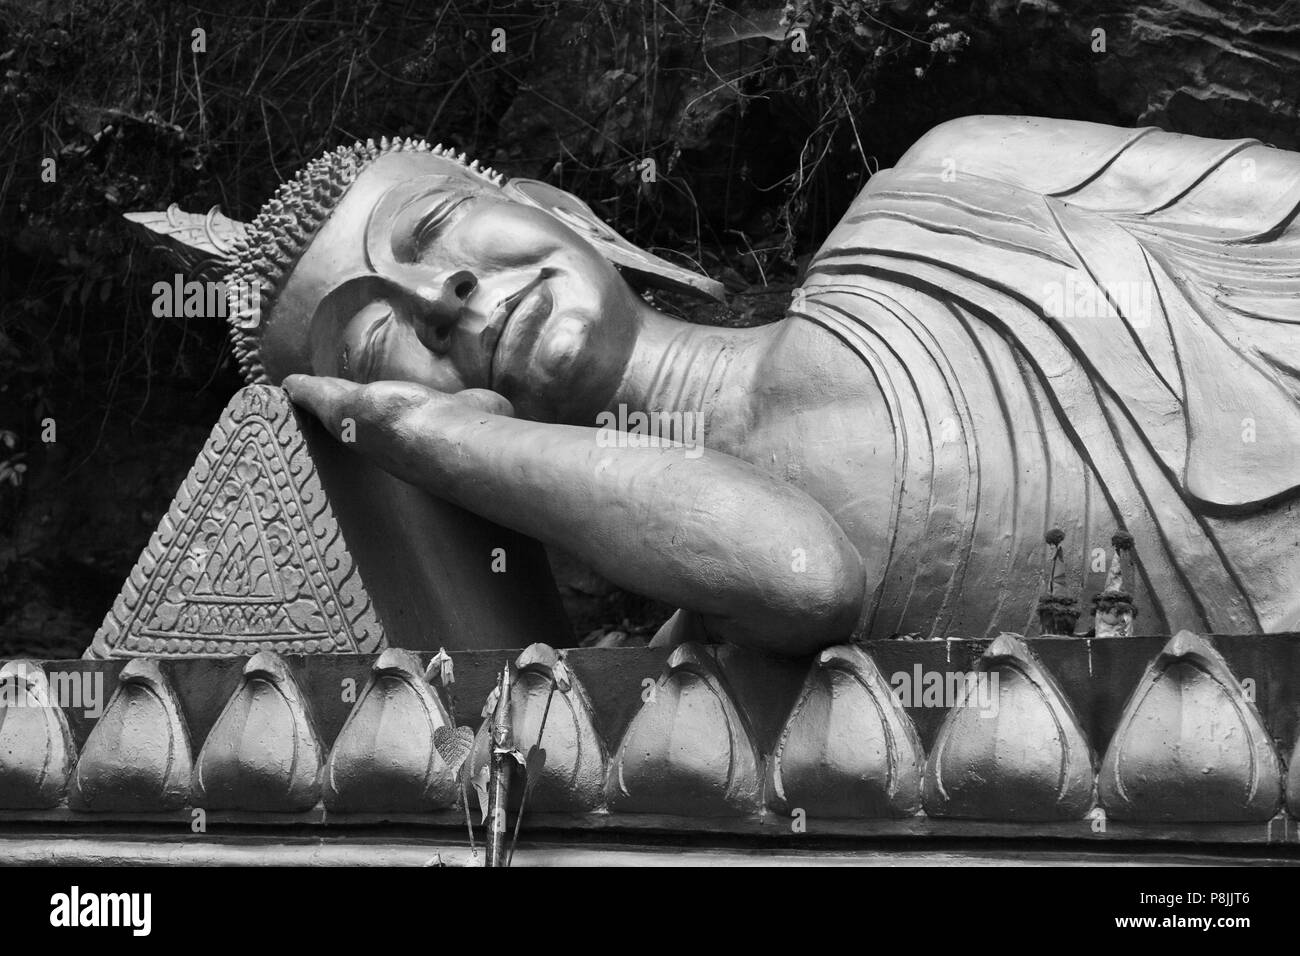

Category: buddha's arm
[284, 375, 865, 654]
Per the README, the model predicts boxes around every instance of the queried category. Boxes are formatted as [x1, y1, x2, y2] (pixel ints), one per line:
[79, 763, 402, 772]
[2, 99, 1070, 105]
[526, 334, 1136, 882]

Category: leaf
[495, 745, 526, 767]
[470, 759, 491, 824]
[432, 724, 475, 776]
[525, 744, 547, 783]
[472, 781, 489, 824]
[552, 658, 573, 693]
[424, 647, 455, 686]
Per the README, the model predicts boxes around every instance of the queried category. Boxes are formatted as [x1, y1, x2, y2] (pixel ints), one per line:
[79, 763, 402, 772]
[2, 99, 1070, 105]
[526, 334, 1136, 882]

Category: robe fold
[798, 115, 1300, 638]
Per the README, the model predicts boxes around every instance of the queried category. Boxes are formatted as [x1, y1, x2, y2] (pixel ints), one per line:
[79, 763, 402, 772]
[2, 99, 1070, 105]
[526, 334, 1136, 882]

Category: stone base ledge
[3, 634, 1299, 832]
[0, 829, 1294, 867]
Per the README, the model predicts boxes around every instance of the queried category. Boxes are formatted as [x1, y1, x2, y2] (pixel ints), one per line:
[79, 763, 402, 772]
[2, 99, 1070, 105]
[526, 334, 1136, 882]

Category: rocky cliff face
[1008, 0, 1299, 147]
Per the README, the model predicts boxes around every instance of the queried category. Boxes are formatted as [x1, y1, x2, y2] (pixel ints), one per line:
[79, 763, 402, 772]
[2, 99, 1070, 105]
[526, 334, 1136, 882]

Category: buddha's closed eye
[412, 192, 476, 256]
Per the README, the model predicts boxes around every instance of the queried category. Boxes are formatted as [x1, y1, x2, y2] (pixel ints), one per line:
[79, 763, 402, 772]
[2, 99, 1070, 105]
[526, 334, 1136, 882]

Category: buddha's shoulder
[734, 317, 896, 487]
[749, 316, 884, 411]
[889, 114, 1279, 201]
[901, 114, 1126, 158]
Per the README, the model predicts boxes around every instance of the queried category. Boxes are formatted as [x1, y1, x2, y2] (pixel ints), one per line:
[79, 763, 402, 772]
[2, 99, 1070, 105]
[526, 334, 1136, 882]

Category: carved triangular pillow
[87, 385, 384, 658]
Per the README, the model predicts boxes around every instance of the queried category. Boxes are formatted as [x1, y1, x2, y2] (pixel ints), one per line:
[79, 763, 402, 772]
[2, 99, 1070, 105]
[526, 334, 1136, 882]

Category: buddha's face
[261, 152, 648, 423]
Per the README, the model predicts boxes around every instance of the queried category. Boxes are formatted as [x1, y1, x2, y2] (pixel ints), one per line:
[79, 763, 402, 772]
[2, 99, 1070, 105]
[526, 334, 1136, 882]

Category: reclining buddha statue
[127, 115, 1300, 656]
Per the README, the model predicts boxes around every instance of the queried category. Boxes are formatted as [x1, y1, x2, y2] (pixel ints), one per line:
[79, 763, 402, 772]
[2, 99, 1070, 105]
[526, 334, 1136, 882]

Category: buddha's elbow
[723, 524, 866, 657]
[786, 539, 866, 654]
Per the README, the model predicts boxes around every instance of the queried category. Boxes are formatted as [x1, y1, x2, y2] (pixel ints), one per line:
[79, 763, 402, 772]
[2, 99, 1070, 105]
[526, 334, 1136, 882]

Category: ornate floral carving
[71, 658, 192, 811]
[606, 643, 761, 816]
[0, 661, 77, 809]
[193, 651, 323, 811]
[923, 633, 1096, 820]
[89, 385, 384, 658]
[324, 649, 459, 813]
[468, 644, 606, 812]
[768, 644, 924, 819]
[1099, 630, 1282, 822]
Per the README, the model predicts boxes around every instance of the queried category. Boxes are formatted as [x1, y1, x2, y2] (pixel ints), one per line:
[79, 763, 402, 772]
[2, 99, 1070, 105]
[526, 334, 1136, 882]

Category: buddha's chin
[496, 317, 615, 422]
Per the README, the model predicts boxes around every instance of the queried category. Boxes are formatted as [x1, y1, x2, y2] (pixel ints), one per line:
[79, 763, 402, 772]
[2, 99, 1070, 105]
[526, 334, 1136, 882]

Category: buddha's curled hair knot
[223, 138, 506, 384]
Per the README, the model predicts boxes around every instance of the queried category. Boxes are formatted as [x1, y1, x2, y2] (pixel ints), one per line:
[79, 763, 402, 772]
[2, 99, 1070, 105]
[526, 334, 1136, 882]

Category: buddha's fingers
[285, 376, 512, 428]
[282, 375, 358, 437]
[456, 389, 515, 418]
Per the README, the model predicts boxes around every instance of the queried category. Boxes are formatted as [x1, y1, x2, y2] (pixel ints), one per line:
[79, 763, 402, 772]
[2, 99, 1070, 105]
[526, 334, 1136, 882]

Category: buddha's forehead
[351, 149, 500, 196]
[306, 151, 503, 260]
[294, 150, 505, 289]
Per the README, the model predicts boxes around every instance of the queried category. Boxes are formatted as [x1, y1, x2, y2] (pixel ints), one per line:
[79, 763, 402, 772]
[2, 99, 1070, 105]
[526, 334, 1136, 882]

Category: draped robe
[796, 116, 1300, 638]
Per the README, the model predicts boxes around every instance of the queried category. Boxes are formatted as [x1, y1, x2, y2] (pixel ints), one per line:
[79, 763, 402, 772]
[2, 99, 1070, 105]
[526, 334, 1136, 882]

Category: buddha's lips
[486, 272, 548, 388]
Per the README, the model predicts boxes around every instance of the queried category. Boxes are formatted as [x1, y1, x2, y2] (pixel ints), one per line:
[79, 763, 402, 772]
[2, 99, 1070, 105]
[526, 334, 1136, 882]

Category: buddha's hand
[283, 375, 514, 430]
[283, 374, 522, 496]
[284, 373, 865, 656]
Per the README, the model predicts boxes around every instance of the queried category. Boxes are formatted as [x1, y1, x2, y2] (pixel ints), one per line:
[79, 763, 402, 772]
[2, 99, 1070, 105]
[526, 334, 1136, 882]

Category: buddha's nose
[411, 270, 477, 352]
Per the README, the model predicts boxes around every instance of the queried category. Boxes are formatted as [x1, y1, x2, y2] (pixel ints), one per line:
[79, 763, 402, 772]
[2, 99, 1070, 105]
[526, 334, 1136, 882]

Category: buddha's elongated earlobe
[503, 178, 727, 303]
